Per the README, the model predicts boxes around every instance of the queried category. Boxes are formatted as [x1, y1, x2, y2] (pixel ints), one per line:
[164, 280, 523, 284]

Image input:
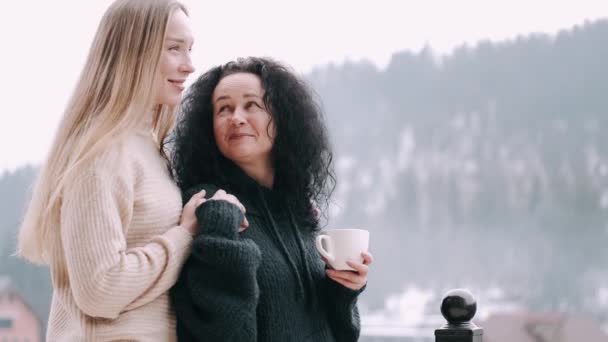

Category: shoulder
[70, 133, 149, 191]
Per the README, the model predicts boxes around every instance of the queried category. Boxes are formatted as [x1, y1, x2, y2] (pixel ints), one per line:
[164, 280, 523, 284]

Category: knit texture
[46, 132, 193, 341]
[171, 171, 363, 342]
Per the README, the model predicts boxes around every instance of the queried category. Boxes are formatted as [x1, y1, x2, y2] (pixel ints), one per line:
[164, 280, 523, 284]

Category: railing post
[435, 289, 483, 342]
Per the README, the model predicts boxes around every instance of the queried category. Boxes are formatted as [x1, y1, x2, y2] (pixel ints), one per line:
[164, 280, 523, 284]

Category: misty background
[2, 18, 608, 340]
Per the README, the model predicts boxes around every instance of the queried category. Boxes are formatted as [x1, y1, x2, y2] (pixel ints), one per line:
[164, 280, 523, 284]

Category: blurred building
[482, 312, 608, 342]
[0, 276, 41, 342]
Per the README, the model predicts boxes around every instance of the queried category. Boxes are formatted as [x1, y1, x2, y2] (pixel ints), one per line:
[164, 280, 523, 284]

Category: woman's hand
[179, 189, 207, 236]
[209, 189, 249, 231]
[326, 251, 374, 291]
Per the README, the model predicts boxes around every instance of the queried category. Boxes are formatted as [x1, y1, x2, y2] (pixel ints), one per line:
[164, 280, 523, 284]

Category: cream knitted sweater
[46, 132, 193, 341]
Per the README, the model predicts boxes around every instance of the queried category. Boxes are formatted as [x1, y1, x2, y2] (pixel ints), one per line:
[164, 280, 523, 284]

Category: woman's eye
[246, 101, 260, 109]
[169, 45, 180, 51]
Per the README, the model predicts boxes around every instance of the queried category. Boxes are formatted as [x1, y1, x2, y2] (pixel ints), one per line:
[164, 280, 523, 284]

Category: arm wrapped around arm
[171, 199, 261, 341]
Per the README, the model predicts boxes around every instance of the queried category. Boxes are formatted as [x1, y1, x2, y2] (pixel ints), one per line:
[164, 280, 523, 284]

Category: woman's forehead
[213, 73, 264, 100]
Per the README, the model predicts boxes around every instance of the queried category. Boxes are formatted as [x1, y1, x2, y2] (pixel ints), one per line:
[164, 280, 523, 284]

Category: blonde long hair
[17, 0, 187, 264]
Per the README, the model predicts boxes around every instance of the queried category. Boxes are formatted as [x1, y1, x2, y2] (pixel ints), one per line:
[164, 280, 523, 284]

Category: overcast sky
[1, 0, 607, 172]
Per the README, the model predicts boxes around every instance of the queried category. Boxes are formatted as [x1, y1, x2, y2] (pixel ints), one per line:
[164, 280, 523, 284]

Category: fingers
[346, 260, 369, 277]
[179, 190, 207, 236]
[362, 251, 374, 265]
[186, 190, 206, 207]
[210, 189, 249, 232]
[326, 251, 372, 290]
[343, 252, 373, 276]
[238, 217, 249, 232]
[327, 273, 356, 289]
[192, 189, 207, 199]
[211, 190, 246, 214]
[327, 268, 363, 283]
[326, 270, 366, 290]
[196, 197, 206, 206]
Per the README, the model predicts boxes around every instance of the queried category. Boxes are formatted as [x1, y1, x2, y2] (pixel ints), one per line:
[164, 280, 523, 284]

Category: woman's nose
[230, 109, 246, 126]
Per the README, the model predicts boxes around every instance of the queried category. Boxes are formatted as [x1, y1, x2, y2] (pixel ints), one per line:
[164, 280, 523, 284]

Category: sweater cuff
[331, 281, 366, 302]
[195, 200, 244, 240]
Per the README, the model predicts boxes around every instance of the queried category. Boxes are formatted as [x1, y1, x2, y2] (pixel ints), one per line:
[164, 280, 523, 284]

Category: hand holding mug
[315, 228, 372, 290]
[325, 251, 373, 291]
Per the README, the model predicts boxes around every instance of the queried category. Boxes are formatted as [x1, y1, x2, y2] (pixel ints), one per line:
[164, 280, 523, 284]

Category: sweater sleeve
[60, 158, 193, 319]
[171, 199, 261, 342]
[326, 279, 365, 342]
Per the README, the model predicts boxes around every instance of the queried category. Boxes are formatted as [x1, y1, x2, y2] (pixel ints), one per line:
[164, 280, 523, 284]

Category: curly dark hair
[169, 57, 335, 226]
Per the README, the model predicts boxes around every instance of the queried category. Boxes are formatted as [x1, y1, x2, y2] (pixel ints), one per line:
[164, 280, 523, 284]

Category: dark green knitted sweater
[170, 172, 363, 342]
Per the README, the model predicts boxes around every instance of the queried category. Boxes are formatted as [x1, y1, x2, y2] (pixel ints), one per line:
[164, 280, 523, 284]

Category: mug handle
[315, 235, 335, 264]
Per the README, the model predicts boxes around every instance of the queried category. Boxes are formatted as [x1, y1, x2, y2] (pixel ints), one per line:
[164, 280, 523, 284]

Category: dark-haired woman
[170, 57, 373, 341]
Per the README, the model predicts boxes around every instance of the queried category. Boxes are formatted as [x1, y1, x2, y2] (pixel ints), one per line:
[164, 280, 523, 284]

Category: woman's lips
[168, 79, 185, 90]
[229, 133, 254, 140]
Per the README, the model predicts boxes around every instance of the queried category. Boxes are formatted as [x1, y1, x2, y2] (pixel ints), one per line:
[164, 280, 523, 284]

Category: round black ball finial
[440, 289, 477, 325]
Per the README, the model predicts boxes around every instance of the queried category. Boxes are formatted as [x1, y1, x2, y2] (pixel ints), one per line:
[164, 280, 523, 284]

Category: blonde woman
[16, 0, 213, 340]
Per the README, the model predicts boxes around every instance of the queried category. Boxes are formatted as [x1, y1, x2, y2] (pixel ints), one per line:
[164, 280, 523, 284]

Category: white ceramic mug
[315, 228, 369, 271]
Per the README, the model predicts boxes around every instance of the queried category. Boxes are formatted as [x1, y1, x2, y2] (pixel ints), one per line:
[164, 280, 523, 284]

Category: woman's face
[212, 72, 276, 171]
[154, 9, 195, 107]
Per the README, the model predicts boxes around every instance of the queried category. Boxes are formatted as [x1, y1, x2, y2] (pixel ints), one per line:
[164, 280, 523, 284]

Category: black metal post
[435, 289, 483, 342]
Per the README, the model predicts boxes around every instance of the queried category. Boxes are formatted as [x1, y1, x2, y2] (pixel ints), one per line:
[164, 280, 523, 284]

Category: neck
[137, 110, 156, 133]
[237, 160, 274, 189]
